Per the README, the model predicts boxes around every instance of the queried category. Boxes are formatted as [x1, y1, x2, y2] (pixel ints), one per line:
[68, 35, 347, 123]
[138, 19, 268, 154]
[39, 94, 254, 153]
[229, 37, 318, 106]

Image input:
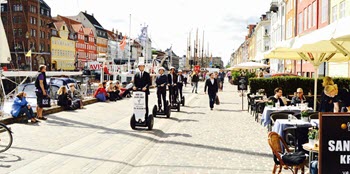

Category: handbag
[215, 95, 220, 105]
[41, 96, 51, 108]
[281, 151, 306, 165]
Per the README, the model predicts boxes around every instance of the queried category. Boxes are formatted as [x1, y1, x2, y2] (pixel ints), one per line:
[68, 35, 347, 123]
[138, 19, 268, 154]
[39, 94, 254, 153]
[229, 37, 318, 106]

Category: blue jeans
[208, 93, 216, 109]
[20, 107, 35, 119]
[310, 161, 318, 174]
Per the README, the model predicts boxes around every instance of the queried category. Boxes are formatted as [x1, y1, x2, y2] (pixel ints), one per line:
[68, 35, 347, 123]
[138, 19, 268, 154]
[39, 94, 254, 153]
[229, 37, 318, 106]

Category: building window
[303, 8, 307, 31]
[332, 5, 338, 22]
[308, 5, 312, 29]
[339, 1, 346, 19]
[312, 1, 317, 26]
[13, 5, 22, 12]
[31, 29, 36, 37]
[18, 29, 22, 36]
[13, 29, 17, 36]
[322, 0, 328, 22]
[298, 13, 303, 34]
[41, 9, 44, 15]
[1, 5, 4, 12]
[30, 5, 36, 13]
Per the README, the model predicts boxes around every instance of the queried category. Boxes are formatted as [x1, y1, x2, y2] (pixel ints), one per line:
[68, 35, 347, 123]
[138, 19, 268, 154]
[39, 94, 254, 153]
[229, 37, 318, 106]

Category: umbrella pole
[313, 66, 319, 110]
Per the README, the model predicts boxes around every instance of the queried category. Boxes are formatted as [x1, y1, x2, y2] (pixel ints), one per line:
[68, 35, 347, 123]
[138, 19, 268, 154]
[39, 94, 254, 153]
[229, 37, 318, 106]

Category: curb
[0, 98, 98, 125]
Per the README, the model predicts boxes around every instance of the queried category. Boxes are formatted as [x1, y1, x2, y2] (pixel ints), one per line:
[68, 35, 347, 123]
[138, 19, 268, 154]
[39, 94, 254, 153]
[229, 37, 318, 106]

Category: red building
[295, 0, 329, 77]
[84, 28, 97, 64]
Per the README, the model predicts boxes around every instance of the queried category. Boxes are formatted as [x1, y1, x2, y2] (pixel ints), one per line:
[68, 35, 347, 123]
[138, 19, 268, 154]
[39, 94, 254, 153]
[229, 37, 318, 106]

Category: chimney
[85, 10, 87, 13]
[112, 28, 114, 33]
[92, 13, 94, 17]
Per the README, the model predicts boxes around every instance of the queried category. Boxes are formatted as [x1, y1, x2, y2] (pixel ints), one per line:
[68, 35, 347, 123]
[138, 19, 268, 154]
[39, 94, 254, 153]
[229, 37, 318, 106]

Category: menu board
[319, 113, 350, 174]
[237, 76, 248, 91]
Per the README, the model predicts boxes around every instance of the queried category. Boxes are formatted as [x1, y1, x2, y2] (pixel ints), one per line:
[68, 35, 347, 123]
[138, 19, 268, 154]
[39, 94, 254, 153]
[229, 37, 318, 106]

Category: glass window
[339, 1, 346, 19]
[313, 1, 317, 26]
[1, 5, 4, 12]
[303, 8, 307, 31]
[332, 5, 338, 22]
[322, 0, 329, 22]
[308, 5, 312, 28]
[298, 13, 303, 34]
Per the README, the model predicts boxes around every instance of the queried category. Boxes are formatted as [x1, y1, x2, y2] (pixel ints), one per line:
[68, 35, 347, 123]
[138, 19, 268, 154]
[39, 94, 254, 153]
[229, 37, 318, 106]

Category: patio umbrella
[265, 17, 350, 110]
[230, 62, 269, 70]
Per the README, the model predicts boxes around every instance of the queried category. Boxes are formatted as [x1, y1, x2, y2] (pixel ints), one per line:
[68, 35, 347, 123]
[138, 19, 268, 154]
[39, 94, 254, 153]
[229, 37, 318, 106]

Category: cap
[169, 66, 175, 70]
[158, 67, 165, 71]
[138, 62, 145, 67]
[178, 70, 182, 72]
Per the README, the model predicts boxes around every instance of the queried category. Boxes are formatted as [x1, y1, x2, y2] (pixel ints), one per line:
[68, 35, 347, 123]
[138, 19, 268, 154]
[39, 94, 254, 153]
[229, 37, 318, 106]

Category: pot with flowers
[308, 127, 319, 146]
[301, 110, 309, 122]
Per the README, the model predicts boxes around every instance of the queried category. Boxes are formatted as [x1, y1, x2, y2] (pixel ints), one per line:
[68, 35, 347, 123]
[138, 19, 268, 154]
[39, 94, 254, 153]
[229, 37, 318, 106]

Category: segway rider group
[168, 67, 178, 106]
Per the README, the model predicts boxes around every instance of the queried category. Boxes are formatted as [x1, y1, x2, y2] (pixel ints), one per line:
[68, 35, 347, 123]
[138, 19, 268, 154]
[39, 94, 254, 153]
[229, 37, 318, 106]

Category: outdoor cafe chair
[268, 132, 307, 174]
[255, 101, 265, 123]
[309, 112, 319, 119]
[269, 113, 291, 131]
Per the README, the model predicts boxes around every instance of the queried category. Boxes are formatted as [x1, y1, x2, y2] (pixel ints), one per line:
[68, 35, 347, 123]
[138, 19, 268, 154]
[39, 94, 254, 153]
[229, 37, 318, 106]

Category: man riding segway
[130, 62, 154, 130]
[152, 67, 171, 118]
[177, 70, 185, 106]
[168, 67, 181, 111]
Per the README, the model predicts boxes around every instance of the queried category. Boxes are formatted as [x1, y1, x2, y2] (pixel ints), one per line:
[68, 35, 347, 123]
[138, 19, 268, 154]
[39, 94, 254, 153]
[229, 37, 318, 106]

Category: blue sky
[45, 0, 270, 65]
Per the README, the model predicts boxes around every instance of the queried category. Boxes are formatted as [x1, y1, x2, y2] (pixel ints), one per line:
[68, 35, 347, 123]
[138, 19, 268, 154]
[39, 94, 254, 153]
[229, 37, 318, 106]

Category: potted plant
[308, 128, 318, 146]
[301, 110, 309, 122]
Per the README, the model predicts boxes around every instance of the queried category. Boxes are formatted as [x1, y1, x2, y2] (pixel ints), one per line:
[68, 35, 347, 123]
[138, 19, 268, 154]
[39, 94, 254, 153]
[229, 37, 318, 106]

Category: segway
[153, 100, 171, 118]
[130, 89, 154, 130]
[181, 96, 185, 106]
[169, 84, 181, 112]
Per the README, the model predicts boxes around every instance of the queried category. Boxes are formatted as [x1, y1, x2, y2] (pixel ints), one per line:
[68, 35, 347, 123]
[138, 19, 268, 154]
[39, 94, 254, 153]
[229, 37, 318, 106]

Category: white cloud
[45, 0, 270, 65]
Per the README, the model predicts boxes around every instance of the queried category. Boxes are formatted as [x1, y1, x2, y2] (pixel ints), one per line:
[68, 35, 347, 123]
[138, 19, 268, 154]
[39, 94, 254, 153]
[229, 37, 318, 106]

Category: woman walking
[204, 73, 219, 110]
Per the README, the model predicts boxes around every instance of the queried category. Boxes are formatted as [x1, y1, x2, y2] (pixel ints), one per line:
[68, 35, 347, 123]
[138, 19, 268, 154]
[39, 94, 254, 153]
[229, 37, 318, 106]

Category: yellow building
[328, 0, 350, 77]
[51, 21, 76, 70]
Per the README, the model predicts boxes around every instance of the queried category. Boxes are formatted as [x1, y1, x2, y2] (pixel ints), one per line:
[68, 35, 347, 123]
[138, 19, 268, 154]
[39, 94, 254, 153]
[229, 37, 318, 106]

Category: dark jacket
[58, 93, 71, 107]
[268, 96, 285, 107]
[156, 74, 168, 88]
[204, 78, 218, 94]
[168, 73, 178, 86]
[177, 74, 184, 86]
[35, 72, 48, 92]
[319, 91, 334, 112]
[134, 71, 151, 95]
[192, 74, 199, 82]
[291, 95, 309, 106]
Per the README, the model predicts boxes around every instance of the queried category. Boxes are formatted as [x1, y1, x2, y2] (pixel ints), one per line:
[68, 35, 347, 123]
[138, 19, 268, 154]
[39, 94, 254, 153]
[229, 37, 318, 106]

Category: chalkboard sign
[319, 113, 350, 174]
[237, 76, 248, 90]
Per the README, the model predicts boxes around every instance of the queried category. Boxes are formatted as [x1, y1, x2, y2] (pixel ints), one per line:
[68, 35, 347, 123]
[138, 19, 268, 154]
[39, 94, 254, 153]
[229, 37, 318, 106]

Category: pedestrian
[68, 83, 84, 109]
[227, 71, 232, 84]
[319, 76, 335, 112]
[218, 69, 225, 91]
[168, 67, 178, 104]
[57, 86, 73, 110]
[156, 67, 167, 112]
[191, 71, 199, 93]
[35, 65, 48, 120]
[183, 71, 188, 87]
[133, 62, 151, 116]
[204, 73, 218, 110]
[11, 92, 39, 123]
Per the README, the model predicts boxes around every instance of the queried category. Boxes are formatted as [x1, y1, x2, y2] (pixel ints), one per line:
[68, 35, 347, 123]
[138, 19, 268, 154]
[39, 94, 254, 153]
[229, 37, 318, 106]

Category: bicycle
[0, 122, 13, 153]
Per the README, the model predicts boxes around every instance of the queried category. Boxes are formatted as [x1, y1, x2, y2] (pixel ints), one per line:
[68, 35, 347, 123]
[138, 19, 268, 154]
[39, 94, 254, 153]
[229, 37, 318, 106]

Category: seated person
[57, 86, 73, 110]
[106, 81, 118, 101]
[68, 83, 83, 109]
[268, 87, 286, 107]
[113, 82, 122, 100]
[291, 88, 310, 106]
[94, 83, 108, 102]
[11, 92, 38, 123]
[324, 84, 350, 112]
[120, 82, 133, 98]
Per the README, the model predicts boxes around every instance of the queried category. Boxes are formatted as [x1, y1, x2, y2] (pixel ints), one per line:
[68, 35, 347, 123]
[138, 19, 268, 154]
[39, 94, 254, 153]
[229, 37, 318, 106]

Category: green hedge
[249, 77, 350, 97]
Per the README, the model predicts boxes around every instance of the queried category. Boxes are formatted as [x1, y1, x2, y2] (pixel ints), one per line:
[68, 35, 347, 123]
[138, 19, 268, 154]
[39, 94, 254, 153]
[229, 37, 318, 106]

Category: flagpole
[202, 30, 204, 67]
[128, 14, 131, 72]
[30, 55, 32, 71]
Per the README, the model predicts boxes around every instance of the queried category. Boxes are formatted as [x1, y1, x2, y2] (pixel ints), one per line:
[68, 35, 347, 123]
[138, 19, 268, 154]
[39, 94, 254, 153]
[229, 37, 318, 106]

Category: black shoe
[195, 92, 198, 94]
[210, 108, 213, 110]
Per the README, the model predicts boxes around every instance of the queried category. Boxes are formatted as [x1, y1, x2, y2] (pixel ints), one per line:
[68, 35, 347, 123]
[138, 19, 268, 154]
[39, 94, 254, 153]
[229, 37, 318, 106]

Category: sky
[45, 0, 270, 66]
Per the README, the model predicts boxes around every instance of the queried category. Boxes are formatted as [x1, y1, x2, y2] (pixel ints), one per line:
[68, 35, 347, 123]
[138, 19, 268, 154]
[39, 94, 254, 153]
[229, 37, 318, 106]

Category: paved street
[1, 82, 272, 174]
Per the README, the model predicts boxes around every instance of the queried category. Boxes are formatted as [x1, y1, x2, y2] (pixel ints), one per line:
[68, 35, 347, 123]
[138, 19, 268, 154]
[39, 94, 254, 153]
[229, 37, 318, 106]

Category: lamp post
[25, 31, 32, 71]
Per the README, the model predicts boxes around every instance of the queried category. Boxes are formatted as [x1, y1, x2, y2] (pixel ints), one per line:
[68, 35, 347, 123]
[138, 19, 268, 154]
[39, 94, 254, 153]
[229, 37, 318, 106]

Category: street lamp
[25, 31, 32, 71]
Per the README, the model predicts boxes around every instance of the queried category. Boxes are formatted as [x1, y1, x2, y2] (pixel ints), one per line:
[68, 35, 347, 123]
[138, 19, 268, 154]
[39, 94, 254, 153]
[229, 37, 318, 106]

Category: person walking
[218, 69, 225, 91]
[156, 67, 168, 112]
[35, 65, 48, 120]
[191, 71, 199, 93]
[133, 62, 151, 116]
[204, 73, 219, 110]
[183, 71, 188, 87]
[177, 70, 184, 100]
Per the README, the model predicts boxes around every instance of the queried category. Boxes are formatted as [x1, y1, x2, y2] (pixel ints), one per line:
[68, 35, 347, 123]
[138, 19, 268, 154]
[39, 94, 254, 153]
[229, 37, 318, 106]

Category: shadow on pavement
[215, 109, 244, 112]
[178, 111, 205, 115]
[0, 153, 22, 168]
[156, 117, 198, 123]
[40, 116, 271, 158]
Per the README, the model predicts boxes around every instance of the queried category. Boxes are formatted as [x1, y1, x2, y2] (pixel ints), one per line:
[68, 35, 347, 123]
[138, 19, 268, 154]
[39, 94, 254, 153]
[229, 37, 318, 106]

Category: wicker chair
[268, 132, 307, 174]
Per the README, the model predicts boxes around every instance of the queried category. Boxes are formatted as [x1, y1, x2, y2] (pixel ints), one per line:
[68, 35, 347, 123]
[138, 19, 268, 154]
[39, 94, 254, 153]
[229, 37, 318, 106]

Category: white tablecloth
[272, 119, 313, 138]
[261, 106, 312, 127]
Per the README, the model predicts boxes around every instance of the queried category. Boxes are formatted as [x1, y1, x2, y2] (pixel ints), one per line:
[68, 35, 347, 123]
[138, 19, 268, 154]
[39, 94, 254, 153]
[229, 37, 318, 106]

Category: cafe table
[262, 106, 313, 127]
[303, 143, 319, 166]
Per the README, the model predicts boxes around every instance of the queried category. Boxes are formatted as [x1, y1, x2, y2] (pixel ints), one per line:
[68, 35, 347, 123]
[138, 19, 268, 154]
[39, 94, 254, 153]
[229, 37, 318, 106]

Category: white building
[254, 12, 271, 62]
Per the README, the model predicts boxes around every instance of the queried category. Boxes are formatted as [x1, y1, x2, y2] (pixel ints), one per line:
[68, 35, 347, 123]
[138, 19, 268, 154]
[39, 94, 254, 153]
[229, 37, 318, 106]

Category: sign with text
[133, 92, 146, 120]
[319, 113, 350, 174]
[88, 61, 103, 70]
[237, 76, 248, 91]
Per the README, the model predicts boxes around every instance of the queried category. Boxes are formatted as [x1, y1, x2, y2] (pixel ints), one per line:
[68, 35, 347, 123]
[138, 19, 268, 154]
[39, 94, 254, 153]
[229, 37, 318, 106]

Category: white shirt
[170, 74, 173, 84]
[210, 79, 214, 85]
[178, 75, 181, 82]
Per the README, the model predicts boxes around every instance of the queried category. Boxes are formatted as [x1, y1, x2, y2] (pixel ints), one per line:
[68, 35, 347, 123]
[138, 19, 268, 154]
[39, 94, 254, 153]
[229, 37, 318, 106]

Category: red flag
[119, 36, 127, 51]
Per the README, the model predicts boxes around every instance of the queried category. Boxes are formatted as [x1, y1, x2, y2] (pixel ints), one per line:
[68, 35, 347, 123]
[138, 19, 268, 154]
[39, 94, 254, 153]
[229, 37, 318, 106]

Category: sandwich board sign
[319, 113, 350, 174]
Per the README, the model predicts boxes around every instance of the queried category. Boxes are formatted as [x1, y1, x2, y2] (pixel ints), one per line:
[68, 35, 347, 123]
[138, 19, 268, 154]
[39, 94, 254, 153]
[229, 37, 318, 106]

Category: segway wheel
[147, 115, 154, 130]
[152, 105, 157, 117]
[166, 105, 171, 118]
[177, 102, 181, 112]
[182, 97, 185, 106]
[130, 114, 136, 130]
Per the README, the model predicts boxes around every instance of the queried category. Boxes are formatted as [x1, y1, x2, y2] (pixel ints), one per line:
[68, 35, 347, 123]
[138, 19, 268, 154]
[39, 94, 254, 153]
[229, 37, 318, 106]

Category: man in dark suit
[168, 67, 178, 105]
[133, 62, 151, 115]
[177, 70, 184, 100]
[156, 67, 168, 112]
[204, 73, 219, 110]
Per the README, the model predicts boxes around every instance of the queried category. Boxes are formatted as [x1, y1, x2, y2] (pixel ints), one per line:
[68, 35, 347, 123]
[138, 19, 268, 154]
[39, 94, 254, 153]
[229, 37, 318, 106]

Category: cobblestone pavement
[1, 81, 272, 174]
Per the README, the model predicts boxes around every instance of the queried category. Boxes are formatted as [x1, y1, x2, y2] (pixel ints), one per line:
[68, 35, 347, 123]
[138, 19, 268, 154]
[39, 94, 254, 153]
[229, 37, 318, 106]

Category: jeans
[208, 93, 216, 109]
[20, 107, 35, 119]
[310, 161, 318, 174]
[192, 82, 198, 93]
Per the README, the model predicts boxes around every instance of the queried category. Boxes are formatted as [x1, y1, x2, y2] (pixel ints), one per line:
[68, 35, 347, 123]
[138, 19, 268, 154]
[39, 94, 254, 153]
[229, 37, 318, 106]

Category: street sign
[194, 65, 200, 72]
[319, 113, 350, 174]
[237, 76, 248, 90]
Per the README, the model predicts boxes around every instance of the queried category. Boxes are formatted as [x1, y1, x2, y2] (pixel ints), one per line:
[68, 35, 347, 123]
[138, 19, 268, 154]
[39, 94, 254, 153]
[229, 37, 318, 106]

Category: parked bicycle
[0, 122, 13, 153]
